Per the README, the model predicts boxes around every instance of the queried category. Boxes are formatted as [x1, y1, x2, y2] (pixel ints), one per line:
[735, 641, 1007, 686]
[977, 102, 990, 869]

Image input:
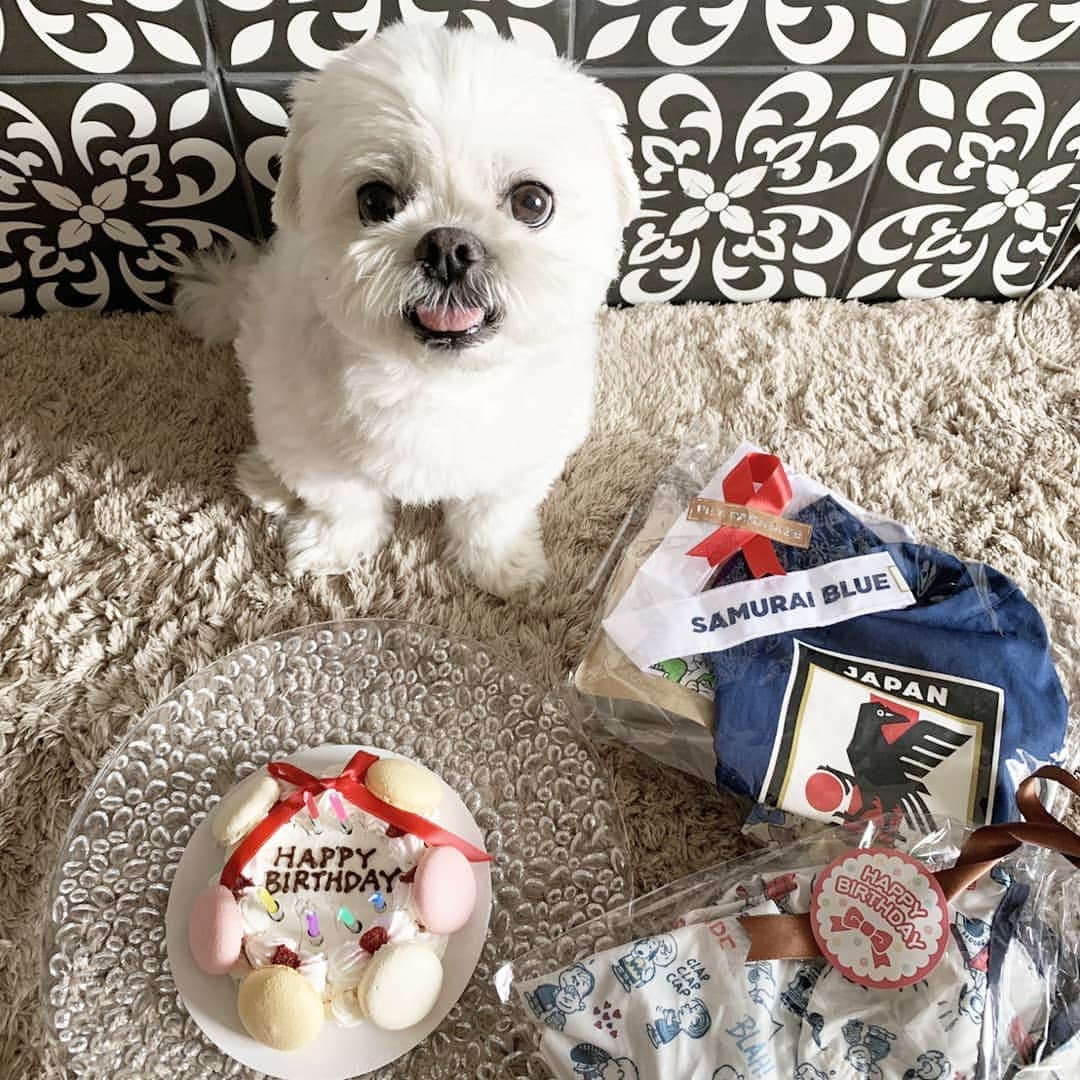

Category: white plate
[166, 744, 492, 1080]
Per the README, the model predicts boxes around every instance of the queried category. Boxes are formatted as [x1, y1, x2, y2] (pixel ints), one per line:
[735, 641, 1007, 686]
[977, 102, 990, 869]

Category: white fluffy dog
[175, 24, 638, 597]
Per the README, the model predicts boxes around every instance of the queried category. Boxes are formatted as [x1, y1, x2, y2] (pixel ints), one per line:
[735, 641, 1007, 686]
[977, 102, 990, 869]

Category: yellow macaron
[365, 759, 443, 817]
[237, 965, 323, 1051]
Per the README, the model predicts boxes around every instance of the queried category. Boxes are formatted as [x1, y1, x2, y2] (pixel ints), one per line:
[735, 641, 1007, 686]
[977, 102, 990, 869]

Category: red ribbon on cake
[686, 452, 791, 577]
[219, 749, 491, 893]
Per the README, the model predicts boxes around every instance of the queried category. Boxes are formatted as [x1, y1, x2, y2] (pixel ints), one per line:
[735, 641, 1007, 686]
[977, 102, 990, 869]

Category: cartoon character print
[686, 673, 715, 695]
[652, 656, 714, 695]
[745, 961, 776, 1006]
[712, 1068, 746, 1080]
[951, 914, 990, 1026]
[568, 1043, 640, 1080]
[842, 1020, 896, 1080]
[779, 961, 826, 1046]
[646, 997, 712, 1049]
[794, 1066, 832, 1080]
[525, 964, 595, 1032]
[957, 979, 986, 1027]
[611, 935, 678, 993]
[902, 1050, 952, 1079]
[653, 658, 689, 684]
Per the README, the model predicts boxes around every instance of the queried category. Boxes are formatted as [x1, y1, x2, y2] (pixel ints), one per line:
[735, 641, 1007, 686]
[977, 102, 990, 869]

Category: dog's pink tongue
[416, 305, 484, 333]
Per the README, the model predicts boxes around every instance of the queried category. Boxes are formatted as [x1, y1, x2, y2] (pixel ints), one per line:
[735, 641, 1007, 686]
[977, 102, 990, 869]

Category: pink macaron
[188, 884, 244, 975]
[410, 846, 477, 935]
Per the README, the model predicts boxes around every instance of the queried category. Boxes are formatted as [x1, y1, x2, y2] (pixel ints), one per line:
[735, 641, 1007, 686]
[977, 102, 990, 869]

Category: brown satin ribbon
[740, 765, 1080, 962]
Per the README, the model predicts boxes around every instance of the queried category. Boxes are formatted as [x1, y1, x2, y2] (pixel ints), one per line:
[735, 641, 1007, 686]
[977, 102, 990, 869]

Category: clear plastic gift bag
[573, 433, 1077, 837]
[496, 767, 1080, 1080]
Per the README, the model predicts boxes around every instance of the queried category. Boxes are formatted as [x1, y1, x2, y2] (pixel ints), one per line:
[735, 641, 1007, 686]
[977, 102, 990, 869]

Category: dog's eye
[508, 182, 554, 228]
[357, 181, 403, 225]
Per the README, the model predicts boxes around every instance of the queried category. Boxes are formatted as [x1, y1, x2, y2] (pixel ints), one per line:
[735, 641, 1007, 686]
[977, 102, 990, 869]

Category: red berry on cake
[359, 926, 389, 954]
[270, 944, 301, 969]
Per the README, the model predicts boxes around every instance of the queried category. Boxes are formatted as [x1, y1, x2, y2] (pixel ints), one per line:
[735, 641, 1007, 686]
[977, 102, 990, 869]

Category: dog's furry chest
[239, 270, 597, 507]
[346, 361, 593, 504]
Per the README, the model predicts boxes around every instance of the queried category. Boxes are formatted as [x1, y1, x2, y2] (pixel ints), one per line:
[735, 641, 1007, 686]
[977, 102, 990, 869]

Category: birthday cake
[187, 750, 490, 1051]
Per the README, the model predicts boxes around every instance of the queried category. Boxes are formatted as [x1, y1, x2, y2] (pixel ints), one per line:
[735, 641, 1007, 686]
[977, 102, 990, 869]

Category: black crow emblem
[805, 695, 971, 831]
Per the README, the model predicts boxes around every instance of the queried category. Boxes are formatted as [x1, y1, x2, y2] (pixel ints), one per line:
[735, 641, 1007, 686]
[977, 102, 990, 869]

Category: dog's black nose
[415, 227, 485, 283]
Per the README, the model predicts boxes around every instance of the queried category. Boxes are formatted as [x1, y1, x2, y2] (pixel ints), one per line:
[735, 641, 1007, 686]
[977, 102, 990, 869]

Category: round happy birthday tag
[810, 848, 948, 990]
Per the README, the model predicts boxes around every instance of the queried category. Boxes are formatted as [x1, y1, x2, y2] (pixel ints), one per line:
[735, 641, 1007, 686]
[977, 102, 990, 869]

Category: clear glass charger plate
[41, 619, 631, 1079]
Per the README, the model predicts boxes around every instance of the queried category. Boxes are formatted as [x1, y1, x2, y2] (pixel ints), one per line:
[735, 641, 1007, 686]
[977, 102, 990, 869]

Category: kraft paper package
[573, 433, 1078, 837]
[496, 767, 1080, 1080]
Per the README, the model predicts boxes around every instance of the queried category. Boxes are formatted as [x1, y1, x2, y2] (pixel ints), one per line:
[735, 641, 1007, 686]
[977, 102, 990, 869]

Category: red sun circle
[805, 771, 844, 813]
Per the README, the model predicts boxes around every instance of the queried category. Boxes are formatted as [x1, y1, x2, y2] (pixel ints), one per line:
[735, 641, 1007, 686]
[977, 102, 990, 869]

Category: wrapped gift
[578, 437, 1071, 831]
[500, 767, 1080, 1080]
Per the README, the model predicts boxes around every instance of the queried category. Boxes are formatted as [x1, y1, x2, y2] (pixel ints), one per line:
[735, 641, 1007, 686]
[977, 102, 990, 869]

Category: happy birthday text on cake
[262, 845, 403, 895]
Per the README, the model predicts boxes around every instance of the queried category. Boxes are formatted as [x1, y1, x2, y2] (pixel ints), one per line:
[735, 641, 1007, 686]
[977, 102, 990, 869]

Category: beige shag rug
[1, 292, 1078, 1078]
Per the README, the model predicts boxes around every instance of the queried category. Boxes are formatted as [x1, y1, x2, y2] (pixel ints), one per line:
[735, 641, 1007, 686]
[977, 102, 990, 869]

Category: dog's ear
[592, 80, 640, 229]
[272, 76, 317, 232]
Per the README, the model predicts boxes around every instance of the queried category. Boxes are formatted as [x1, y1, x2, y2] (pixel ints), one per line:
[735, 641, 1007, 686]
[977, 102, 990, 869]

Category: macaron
[237, 965, 324, 1051]
[366, 759, 442, 817]
[411, 846, 477, 934]
[188, 884, 244, 976]
[212, 770, 281, 847]
[355, 942, 443, 1031]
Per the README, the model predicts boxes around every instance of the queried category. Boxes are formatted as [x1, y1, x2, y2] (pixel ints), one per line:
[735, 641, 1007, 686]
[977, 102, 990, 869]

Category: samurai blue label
[603, 552, 915, 671]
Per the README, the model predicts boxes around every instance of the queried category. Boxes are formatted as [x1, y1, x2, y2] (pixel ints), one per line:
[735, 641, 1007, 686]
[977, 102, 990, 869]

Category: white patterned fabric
[520, 865, 1073, 1080]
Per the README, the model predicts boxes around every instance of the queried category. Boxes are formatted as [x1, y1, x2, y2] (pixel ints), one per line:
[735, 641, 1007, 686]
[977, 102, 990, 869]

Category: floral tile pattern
[577, 0, 927, 67]
[840, 70, 1080, 300]
[222, 79, 290, 233]
[2, 0, 208, 75]
[918, 0, 1080, 63]
[206, 0, 568, 71]
[0, 81, 253, 315]
[614, 71, 897, 303]
[3, 0, 1080, 314]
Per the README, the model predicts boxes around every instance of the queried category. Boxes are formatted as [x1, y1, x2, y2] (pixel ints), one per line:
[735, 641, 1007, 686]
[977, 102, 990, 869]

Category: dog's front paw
[236, 447, 295, 516]
[283, 509, 391, 576]
[449, 522, 551, 600]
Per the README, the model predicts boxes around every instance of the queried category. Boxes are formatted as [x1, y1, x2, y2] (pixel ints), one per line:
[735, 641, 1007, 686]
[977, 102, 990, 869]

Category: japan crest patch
[760, 641, 1003, 829]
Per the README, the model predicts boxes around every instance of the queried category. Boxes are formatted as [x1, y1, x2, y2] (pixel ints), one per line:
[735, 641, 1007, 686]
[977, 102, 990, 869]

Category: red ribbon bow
[686, 452, 791, 578]
[831, 906, 893, 968]
[220, 749, 491, 892]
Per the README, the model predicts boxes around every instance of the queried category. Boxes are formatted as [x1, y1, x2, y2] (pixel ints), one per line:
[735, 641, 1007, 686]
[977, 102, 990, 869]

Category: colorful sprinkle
[303, 791, 321, 830]
[256, 887, 282, 920]
[328, 791, 351, 831]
